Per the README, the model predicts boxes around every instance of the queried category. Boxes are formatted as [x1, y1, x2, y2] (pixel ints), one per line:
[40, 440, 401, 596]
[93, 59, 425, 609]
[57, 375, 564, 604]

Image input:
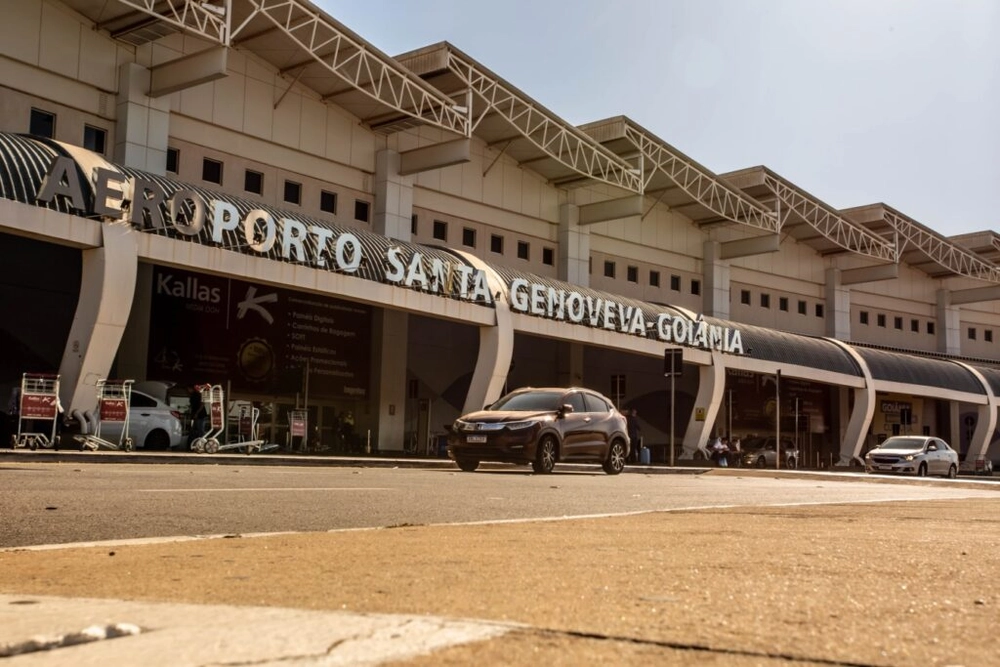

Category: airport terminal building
[2, 0, 1000, 466]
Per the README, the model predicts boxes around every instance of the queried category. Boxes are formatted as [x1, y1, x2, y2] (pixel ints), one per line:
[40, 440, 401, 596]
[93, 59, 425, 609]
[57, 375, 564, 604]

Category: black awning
[857, 347, 986, 395]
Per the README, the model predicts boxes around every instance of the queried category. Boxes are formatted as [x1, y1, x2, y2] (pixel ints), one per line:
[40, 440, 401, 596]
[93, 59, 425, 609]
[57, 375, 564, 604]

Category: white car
[865, 436, 958, 478]
[91, 388, 186, 450]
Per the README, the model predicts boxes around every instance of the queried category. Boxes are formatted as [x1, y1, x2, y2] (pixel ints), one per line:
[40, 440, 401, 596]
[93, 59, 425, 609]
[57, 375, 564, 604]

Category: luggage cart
[289, 409, 308, 452]
[74, 379, 135, 452]
[191, 384, 225, 453]
[13, 373, 61, 450]
[214, 403, 275, 454]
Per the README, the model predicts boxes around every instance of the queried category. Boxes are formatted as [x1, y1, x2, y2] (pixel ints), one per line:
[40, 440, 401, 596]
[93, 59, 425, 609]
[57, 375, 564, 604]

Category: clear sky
[318, 0, 998, 237]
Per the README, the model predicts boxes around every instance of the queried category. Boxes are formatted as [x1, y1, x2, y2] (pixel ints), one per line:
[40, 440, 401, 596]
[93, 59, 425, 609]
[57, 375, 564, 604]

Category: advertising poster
[148, 266, 371, 399]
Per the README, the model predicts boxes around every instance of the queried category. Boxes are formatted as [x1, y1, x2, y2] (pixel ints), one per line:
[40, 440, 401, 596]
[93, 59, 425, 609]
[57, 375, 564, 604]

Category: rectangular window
[604, 260, 616, 278]
[877, 314, 886, 328]
[911, 319, 919, 333]
[29, 108, 55, 138]
[166, 147, 179, 174]
[986, 330, 993, 343]
[517, 241, 529, 260]
[741, 290, 751, 305]
[490, 234, 503, 254]
[779, 297, 789, 312]
[969, 327, 977, 340]
[320, 190, 337, 214]
[245, 170, 264, 195]
[649, 270, 660, 287]
[433, 220, 447, 241]
[927, 321, 935, 335]
[760, 293, 770, 308]
[462, 227, 476, 248]
[83, 125, 106, 154]
[894, 316, 903, 330]
[627, 266, 638, 283]
[542, 247, 554, 265]
[860, 311, 869, 325]
[283, 180, 302, 205]
[815, 304, 824, 318]
[410, 214, 418, 235]
[798, 300, 807, 315]
[691, 279, 701, 296]
[670, 275, 681, 291]
[354, 200, 370, 223]
[202, 157, 223, 185]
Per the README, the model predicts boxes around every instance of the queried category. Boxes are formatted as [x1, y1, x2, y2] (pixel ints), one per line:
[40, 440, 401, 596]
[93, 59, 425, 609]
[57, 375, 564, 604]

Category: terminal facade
[2, 0, 999, 466]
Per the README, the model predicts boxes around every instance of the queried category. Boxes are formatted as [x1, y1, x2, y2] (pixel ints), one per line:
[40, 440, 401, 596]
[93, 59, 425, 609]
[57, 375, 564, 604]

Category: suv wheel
[532, 435, 557, 474]
[456, 457, 479, 472]
[602, 440, 626, 475]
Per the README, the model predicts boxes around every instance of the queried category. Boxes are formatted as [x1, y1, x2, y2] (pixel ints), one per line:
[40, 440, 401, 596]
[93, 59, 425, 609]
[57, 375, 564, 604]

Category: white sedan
[864, 436, 959, 478]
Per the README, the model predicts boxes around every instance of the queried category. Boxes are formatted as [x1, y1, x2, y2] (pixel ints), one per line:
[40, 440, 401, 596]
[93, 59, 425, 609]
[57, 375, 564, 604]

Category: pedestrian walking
[626, 408, 641, 462]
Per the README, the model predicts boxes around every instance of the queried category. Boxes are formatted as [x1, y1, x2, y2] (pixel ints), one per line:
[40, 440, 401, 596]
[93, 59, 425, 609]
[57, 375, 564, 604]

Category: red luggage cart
[13, 373, 61, 450]
[74, 379, 135, 451]
[191, 384, 225, 453]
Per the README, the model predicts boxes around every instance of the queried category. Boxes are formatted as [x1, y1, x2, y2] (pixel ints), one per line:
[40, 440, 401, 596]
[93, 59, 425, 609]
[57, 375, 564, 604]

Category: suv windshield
[491, 390, 564, 412]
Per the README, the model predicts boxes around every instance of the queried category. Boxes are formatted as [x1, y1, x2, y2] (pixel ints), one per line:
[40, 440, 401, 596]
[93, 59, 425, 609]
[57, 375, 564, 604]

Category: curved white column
[826, 338, 875, 465]
[952, 361, 998, 462]
[682, 350, 723, 458]
[58, 224, 139, 413]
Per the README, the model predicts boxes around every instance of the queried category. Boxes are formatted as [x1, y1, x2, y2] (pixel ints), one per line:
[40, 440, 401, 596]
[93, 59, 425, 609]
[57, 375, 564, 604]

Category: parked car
[447, 387, 630, 474]
[94, 388, 186, 450]
[740, 437, 798, 469]
[864, 435, 958, 478]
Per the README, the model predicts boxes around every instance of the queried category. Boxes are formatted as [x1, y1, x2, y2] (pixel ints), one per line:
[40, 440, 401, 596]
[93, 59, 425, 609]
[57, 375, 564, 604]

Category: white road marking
[138, 487, 395, 492]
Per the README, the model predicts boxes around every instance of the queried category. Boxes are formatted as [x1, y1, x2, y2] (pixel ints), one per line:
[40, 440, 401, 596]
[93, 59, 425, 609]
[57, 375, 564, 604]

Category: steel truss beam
[880, 209, 1000, 284]
[762, 174, 898, 263]
[112, 0, 470, 137]
[444, 53, 642, 194]
[623, 125, 778, 232]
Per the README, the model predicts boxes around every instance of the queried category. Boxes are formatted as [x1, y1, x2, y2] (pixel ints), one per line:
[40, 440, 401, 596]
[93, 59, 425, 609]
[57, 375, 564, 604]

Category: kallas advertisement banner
[148, 266, 371, 399]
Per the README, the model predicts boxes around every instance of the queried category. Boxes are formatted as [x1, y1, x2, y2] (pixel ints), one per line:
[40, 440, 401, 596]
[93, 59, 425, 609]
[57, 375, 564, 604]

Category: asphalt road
[1, 459, 998, 549]
[3, 456, 1000, 666]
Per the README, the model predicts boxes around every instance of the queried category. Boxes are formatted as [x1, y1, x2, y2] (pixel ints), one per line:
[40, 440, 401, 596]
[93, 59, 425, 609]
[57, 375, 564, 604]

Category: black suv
[447, 387, 630, 474]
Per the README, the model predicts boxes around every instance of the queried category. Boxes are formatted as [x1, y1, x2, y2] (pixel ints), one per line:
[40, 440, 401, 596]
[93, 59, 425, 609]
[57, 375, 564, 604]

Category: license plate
[879, 465, 892, 471]
[466, 434, 487, 444]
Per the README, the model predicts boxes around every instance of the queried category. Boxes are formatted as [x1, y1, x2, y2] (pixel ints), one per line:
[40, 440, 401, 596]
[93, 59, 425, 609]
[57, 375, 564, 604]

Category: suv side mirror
[559, 404, 574, 416]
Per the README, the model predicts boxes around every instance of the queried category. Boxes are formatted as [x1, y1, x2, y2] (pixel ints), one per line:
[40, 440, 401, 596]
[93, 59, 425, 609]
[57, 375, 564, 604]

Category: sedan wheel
[947, 464, 957, 479]
[455, 457, 479, 472]
[532, 435, 557, 474]
[755, 457, 767, 469]
[917, 462, 928, 477]
[602, 440, 626, 475]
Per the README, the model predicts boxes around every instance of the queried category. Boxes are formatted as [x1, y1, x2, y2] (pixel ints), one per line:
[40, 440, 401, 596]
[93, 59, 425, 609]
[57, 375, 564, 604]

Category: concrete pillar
[373, 309, 408, 452]
[373, 149, 414, 241]
[58, 224, 138, 413]
[825, 268, 851, 340]
[371, 147, 415, 451]
[702, 240, 730, 319]
[936, 289, 961, 355]
[558, 203, 589, 288]
[556, 343, 584, 389]
[115, 63, 171, 174]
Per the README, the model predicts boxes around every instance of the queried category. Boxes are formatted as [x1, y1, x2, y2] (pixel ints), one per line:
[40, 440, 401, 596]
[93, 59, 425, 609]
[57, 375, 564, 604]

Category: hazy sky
[318, 0, 998, 237]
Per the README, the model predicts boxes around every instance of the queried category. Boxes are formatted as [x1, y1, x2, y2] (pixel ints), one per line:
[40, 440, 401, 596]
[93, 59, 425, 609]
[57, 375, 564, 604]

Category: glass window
[986, 330, 993, 343]
[410, 214, 418, 235]
[877, 314, 886, 327]
[283, 180, 302, 205]
[798, 300, 807, 315]
[542, 247, 554, 266]
[691, 279, 700, 296]
[894, 316, 903, 330]
[354, 200, 370, 222]
[517, 241, 529, 260]
[130, 392, 156, 408]
[83, 125, 106, 154]
[583, 392, 610, 413]
[604, 260, 615, 278]
[779, 297, 788, 312]
[433, 220, 447, 241]
[565, 392, 586, 414]
[670, 275, 681, 291]
[462, 227, 476, 247]
[969, 327, 977, 340]
[741, 290, 751, 305]
[320, 190, 337, 214]
[649, 270, 660, 287]
[245, 170, 264, 195]
[760, 293, 770, 308]
[29, 108, 55, 138]
[815, 303, 824, 318]
[860, 311, 869, 325]
[166, 147, 179, 173]
[202, 158, 223, 185]
[927, 321, 935, 335]
[490, 234, 503, 254]
[911, 319, 919, 333]
[627, 266, 638, 283]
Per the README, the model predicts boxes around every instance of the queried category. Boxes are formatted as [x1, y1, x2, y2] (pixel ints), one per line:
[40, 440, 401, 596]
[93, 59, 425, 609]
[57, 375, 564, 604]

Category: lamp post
[775, 369, 781, 470]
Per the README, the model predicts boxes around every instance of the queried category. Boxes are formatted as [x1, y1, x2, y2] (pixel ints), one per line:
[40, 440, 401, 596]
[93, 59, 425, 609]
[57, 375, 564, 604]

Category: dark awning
[856, 347, 986, 395]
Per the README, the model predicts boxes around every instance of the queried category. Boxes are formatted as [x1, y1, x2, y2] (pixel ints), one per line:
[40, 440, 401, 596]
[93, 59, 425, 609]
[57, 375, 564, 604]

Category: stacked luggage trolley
[73, 379, 135, 452]
[190, 383, 225, 453]
[11, 373, 62, 450]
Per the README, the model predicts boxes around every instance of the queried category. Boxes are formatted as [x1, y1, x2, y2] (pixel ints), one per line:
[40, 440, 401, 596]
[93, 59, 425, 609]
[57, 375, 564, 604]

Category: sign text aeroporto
[36, 156, 744, 354]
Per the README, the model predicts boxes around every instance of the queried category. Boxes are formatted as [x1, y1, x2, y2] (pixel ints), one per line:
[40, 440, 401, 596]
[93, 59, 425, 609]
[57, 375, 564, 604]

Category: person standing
[626, 408, 641, 462]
